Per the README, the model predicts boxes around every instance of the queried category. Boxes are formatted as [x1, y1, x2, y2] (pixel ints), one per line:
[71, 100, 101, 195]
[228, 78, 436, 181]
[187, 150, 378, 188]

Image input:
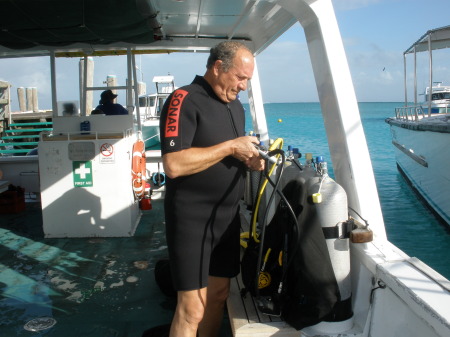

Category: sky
[1, 0, 450, 110]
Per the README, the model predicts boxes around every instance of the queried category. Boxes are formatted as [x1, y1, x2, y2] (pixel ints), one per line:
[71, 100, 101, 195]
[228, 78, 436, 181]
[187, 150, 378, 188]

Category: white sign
[99, 143, 115, 164]
[68, 142, 95, 161]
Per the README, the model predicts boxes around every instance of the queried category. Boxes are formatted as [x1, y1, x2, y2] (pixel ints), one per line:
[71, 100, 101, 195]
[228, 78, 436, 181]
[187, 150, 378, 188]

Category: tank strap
[322, 221, 351, 239]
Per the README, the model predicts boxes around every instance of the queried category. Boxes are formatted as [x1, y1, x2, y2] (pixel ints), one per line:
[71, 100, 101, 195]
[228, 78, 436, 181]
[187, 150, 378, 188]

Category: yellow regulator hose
[240, 138, 284, 248]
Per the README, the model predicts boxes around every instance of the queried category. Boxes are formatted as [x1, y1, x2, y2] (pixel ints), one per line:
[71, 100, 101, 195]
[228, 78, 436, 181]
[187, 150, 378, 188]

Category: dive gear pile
[240, 142, 354, 330]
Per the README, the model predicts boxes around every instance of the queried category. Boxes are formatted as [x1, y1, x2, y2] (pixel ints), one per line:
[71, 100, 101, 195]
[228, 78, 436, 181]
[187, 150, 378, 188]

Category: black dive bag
[241, 164, 351, 330]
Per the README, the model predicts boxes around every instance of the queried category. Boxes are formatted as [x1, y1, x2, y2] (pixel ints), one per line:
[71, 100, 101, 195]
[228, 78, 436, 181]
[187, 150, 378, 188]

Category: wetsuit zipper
[227, 104, 239, 138]
[226, 103, 246, 206]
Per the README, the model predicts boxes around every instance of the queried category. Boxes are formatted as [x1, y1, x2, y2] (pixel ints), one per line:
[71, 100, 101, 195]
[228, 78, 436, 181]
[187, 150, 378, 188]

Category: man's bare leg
[198, 276, 231, 337]
[169, 287, 207, 337]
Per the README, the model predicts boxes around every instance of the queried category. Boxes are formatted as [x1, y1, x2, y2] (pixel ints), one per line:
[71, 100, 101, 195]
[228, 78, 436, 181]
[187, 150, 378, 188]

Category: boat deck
[0, 199, 232, 337]
[0, 194, 307, 337]
[227, 274, 298, 337]
[226, 214, 298, 337]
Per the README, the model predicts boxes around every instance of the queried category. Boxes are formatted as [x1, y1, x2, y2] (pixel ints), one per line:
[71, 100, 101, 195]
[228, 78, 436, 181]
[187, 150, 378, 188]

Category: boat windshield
[139, 96, 147, 107]
[429, 92, 450, 100]
[139, 96, 156, 108]
[156, 97, 165, 116]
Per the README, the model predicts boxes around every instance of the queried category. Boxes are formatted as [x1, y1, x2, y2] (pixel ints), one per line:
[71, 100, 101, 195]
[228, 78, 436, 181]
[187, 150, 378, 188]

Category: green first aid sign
[73, 161, 93, 187]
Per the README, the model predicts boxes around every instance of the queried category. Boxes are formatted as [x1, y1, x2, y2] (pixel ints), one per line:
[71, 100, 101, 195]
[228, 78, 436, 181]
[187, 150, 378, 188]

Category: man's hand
[229, 136, 267, 171]
[245, 156, 265, 171]
[230, 136, 260, 162]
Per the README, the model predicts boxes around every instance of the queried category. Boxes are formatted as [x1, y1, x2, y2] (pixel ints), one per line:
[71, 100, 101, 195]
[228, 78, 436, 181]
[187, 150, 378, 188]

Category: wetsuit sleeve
[160, 89, 197, 154]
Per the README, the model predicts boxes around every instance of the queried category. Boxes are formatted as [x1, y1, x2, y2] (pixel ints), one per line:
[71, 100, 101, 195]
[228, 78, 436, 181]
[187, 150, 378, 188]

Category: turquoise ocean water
[243, 102, 450, 279]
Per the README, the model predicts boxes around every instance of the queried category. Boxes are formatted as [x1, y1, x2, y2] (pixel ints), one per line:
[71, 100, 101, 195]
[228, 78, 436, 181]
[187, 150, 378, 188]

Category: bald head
[204, 41, 255, 103]
[207, 41, 253, 72]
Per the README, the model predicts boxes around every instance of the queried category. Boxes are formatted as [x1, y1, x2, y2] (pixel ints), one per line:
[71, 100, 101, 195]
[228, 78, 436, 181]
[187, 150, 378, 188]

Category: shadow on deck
[0, 200, 176, 337]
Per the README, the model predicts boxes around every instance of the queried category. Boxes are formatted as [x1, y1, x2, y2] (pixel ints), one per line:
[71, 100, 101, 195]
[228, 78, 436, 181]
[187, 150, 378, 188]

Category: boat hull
[422, 105, 450, 114]
[387, 121, 450, 226]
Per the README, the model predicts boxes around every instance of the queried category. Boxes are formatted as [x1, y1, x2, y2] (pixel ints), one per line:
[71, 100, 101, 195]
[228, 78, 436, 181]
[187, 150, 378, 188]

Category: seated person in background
[90, 109, 103, 115]
[95, 90, 128, 115]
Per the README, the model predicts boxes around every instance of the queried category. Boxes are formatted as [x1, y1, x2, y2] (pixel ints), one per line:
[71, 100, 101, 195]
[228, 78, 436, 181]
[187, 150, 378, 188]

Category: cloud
[380, 70, 393, 81]
[340, 42, 405, 101]
[0, 57, 54, 110]
[255, 40, 318, 102]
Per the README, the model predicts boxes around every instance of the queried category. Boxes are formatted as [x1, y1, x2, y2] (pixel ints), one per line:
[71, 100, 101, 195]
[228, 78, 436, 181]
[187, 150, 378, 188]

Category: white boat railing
[40, 128, 134, 141]
[143, 132, 160, 143]
[395, 105, 426, 121]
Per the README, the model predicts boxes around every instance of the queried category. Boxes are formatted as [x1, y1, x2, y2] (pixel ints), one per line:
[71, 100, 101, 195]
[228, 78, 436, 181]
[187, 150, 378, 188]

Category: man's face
[213, 49, 254, 103]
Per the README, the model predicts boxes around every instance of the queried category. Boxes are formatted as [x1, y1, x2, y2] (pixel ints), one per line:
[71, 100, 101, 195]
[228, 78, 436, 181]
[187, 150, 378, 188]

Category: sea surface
[243, 102, 450, 279]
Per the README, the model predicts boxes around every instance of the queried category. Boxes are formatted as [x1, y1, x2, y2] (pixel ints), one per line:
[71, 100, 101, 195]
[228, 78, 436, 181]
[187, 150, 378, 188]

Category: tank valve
[254, 143, 278, 165]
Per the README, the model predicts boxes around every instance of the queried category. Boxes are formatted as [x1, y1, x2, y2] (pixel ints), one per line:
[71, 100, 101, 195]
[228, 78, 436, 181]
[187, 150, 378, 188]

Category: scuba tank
[306, 174, 353, 327]
[283, 158, 353, 331]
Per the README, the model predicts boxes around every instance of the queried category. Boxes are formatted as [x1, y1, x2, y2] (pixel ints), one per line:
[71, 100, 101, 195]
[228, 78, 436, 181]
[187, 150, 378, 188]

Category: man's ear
[213, 59, 222, 76]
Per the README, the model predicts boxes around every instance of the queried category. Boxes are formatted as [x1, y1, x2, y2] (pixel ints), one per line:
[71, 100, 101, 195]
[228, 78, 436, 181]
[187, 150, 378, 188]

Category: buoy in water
[278, 119, 282, 123]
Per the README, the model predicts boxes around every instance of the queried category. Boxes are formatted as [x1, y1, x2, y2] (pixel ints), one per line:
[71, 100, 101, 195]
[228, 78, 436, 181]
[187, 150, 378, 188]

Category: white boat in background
[386, 25, 450, 227]
[0, 1, 449, 337]
[138, 75, 176, 149]
[422, 82, 450, 114]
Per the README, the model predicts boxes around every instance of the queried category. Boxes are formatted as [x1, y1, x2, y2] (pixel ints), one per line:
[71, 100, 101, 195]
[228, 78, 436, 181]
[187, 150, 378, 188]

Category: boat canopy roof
[0, 0, 297, 58]
[0, 0, 388, 235]
[153, 76, 174, 84]
[404, 25, 450, 54]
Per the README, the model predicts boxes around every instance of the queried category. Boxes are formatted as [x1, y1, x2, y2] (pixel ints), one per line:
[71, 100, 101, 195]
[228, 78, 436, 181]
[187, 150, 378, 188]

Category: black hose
[263, 150, 301, 287]
[254, 149, 285, 297]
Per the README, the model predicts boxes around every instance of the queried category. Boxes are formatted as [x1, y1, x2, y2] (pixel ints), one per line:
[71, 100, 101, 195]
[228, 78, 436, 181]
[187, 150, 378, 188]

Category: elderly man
[159, 41, 264, 337]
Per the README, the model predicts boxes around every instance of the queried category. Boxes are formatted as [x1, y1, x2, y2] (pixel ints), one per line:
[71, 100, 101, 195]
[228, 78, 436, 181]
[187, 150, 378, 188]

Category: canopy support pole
[247, 58, 269, 143]
[50, 51, 58, 117]
[428, 33, 433, 116]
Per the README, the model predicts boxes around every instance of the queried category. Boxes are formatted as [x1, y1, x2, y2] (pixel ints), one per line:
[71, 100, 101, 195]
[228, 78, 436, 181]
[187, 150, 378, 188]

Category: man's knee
[177, 290, 207, 325]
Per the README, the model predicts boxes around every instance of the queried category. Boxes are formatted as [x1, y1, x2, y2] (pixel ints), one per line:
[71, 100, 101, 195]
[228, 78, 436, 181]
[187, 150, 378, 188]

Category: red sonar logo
[165, 90, 188, 137]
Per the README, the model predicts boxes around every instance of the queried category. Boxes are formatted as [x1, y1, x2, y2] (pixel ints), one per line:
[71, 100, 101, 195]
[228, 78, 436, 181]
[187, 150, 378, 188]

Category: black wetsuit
[160, 76, 246, 291]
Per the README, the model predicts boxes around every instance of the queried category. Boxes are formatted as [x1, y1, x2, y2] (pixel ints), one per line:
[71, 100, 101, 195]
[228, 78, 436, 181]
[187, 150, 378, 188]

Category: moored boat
[386, 25, 450, 227]
[422, 82, 450, 114]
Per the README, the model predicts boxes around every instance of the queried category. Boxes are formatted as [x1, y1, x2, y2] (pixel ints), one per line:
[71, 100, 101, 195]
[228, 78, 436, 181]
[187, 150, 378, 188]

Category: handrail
[394, 105, 426, 121]
[40, 128, 134, 141]
[143, 133, 160, 142]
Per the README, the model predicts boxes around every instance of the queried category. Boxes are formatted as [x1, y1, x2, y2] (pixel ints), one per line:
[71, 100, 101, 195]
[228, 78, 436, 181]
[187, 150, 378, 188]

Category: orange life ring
[132, 140, 146, 200]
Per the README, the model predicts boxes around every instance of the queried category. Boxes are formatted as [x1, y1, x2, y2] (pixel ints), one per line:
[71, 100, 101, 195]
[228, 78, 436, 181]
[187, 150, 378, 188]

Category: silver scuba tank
[306, 170, 354, 331]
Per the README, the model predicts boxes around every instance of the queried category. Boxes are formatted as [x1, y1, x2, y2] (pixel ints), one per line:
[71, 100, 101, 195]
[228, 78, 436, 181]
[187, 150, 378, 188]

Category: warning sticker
[99, 143, 115, 164]
[73, 161, 93, 187]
